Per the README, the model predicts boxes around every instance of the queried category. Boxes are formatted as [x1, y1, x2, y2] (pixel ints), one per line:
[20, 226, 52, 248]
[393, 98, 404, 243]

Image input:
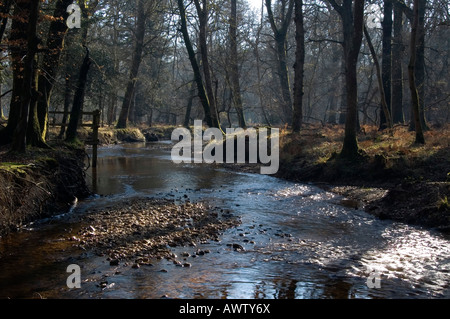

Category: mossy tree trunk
[66, 47, 92, 143]
[36, 0, 73, 141]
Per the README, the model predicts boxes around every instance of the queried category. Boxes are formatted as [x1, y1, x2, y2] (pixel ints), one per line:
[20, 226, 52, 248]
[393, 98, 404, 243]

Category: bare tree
[230, 0, 246, 128]
[117, 0, 147, 129]
[328, 0, 365, 159]
[176, 0, 215, 128]
[292, 0, 305, 132]
[265, 0, 295, 124]
[408, 0, 426, 144]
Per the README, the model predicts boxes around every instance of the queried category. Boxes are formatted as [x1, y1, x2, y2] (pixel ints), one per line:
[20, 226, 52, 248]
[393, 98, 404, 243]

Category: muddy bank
[0, 145, 91, 236]
[69, 198, 240, 266]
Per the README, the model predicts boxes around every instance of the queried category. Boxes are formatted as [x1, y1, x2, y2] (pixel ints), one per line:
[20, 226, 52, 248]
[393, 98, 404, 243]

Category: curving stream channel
[0, 142, 449, 299]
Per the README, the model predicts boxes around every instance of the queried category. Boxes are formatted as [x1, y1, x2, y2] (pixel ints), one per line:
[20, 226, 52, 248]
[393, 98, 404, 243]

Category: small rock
[183, 263, 192, 268]
[132, 263, 140, 269]
[110, 259, 119, 266]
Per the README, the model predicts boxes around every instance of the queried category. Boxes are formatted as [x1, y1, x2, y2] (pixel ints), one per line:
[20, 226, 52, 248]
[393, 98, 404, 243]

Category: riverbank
[0, 143, 91, 236]
[48, 125, 176, 145]
[275, 124, 450, 232]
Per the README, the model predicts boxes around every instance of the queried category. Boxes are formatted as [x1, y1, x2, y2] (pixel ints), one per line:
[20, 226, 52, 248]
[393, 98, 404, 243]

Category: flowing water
[0, 143, 449, 299]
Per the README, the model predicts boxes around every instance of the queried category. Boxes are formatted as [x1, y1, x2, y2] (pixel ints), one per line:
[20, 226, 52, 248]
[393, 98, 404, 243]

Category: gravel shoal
[70, 198, 240, 264]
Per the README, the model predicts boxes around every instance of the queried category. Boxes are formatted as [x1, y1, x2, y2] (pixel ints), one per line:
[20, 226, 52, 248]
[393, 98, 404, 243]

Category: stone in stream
[232, 243, 245, 252]
[110, 259, 120, 266]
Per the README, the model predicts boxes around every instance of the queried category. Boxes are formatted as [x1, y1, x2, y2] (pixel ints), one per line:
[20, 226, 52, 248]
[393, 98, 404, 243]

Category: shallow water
[0, 143, 449, 299]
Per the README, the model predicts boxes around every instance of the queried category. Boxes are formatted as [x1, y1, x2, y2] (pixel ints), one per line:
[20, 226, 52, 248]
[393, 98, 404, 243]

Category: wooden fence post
[92, 110, 100, 168]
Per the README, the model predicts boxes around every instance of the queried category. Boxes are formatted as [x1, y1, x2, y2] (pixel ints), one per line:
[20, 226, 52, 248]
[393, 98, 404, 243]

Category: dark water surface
[1, 143, 449, 299]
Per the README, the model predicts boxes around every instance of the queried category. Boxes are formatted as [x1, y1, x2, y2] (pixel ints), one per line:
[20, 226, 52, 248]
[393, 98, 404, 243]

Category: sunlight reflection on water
[1, 144, 449, 299]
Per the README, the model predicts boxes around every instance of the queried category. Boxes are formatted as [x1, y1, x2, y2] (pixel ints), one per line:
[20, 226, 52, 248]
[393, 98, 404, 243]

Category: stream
[0, 142, 449, 299]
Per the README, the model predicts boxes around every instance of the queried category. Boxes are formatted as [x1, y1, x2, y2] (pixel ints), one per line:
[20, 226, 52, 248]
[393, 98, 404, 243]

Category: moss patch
[0, 145, 91, 236]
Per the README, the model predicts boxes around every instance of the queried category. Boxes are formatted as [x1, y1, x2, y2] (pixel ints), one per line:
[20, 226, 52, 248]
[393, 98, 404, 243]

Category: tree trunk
[254, 2, 271, 126]
[408, 0, 425, 144]
[413, 0, 428, 131]
[176, 0, 214, 128]
[0, 0, 11, 43]
[338, 57, 347, 124]
[26, 61, 48, 148]
[116, 0, 146, 129]
[229, 0, 246, 128]
[292, 0, 305, 132]
[66, 47, 92, 143]
[364, 26, 392, 129]
[194, 0, 220, 129]
[59, 73, 72, 139]
[11, 0, 40, 153]
[184, 80, 196, 128]
[379, 0, 393, 130]
[265, 0, 294, 124]
[36, 0, 73, 141]
[329, 0, 365, 159]
[0, 84, 3, 120]
[0, 0, 28, 145]
[392, 1, 405, 124]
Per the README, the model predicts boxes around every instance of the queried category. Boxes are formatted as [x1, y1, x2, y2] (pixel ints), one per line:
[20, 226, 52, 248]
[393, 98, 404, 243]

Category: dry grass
[280, 124, 450, 167]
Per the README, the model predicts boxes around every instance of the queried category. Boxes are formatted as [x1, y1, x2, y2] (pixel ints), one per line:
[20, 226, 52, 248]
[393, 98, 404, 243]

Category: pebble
[110, 259, 119, 266]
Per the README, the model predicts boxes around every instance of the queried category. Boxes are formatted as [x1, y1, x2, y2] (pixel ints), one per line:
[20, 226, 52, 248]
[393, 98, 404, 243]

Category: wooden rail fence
[49, 110, 101, 168]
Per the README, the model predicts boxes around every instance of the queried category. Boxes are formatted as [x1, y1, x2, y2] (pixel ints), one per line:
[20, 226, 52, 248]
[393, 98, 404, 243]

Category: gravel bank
[70, 198, 241, 265]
